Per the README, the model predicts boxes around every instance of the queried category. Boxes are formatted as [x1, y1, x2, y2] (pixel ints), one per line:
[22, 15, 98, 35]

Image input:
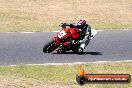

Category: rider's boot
[78, 47, 84, 55]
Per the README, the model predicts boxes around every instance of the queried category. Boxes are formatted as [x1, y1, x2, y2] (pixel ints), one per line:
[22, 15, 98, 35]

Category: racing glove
[59, 23, 66, 28]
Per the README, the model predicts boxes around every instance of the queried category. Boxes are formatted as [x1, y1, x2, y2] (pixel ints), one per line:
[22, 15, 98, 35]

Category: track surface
[0, 30, 132, 65]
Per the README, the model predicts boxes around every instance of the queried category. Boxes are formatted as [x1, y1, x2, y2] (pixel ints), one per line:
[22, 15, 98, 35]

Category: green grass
[0, 62, 132, 88]
[0, 0, 132, 32]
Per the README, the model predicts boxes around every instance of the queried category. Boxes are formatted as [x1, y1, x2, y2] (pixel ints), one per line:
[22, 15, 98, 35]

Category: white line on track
[5, 32, 17, 33]
[8, 60, 132, 66]
[20, 32, 36, 33]
[97, 30, 104, 31]
[123, 29, 131, 30]
[52, 29, 131, 32]
[53, 29, 100, 32]
[1, 29, 131, 33]
[3, 32, 36, 33]
[53, 31, 59, 32]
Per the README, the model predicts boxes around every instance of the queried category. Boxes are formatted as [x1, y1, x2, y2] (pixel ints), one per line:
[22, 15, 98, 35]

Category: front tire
[43, 40, 56, 53]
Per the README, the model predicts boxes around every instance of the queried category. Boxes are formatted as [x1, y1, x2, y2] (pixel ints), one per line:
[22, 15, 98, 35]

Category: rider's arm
[61, 23, 77, 28]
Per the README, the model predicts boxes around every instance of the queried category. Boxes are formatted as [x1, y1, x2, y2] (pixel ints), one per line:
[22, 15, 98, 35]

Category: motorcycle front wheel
[43, 40, 56, 53]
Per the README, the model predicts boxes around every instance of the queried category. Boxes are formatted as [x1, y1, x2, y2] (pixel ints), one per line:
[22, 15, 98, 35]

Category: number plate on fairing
[58, 30, 67, 38]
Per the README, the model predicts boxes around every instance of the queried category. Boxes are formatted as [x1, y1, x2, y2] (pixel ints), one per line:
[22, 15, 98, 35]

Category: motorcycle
[43, 26, 97, 54]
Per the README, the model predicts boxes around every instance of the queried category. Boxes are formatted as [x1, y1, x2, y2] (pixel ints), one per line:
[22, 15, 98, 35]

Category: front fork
[53, 37, 64, 53]
[53, 37, 60, 46]
[53, 37, 71, 53]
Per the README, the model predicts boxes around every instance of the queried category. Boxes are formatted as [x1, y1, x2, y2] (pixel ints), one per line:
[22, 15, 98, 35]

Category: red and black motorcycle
[43, 27, 81, 53]
[43, 25, 97, 53]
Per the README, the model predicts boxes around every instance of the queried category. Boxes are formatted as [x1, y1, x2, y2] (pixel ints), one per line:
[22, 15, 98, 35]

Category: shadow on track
[52, 52, 103, 55]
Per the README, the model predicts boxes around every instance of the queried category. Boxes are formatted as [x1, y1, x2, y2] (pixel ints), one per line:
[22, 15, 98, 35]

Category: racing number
[58, 30, 67, 38]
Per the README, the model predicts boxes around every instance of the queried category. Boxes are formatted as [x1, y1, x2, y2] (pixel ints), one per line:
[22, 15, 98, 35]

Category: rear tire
[43, 40, 56, 53]
[71, 44, 80, 53]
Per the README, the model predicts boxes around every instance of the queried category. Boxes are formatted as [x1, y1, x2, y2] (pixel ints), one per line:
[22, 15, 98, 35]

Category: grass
[0, 0, 132, 32]
[0, 62, 132, 88]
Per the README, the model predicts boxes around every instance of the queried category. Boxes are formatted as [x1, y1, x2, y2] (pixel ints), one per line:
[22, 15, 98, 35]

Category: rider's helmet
[77, 19, 86, 28]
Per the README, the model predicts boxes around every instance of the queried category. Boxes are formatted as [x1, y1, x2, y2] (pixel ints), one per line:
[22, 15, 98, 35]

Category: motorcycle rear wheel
[71, 44, 79, 53]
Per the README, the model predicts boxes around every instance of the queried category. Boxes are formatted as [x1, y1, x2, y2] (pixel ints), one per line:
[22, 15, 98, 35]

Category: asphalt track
[0, 30, 132, 65]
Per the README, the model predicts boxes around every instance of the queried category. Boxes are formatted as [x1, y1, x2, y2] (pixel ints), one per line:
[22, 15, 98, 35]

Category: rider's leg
[78, 39, 90, 53]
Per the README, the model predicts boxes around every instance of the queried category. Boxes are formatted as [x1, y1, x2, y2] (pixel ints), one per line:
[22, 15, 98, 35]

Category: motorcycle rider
[60, 19, 92, 53]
